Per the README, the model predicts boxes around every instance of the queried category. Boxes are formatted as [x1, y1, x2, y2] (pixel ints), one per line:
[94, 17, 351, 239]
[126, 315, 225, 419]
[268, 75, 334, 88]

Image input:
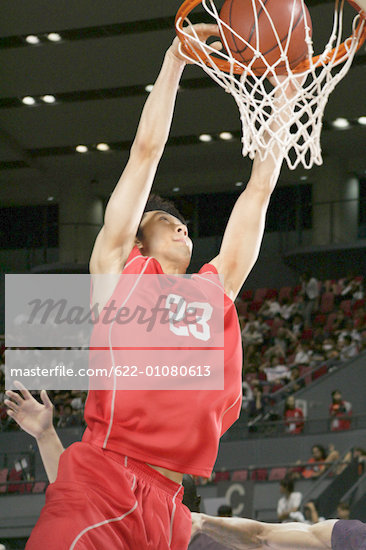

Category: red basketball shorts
[26, 442, 192, 550]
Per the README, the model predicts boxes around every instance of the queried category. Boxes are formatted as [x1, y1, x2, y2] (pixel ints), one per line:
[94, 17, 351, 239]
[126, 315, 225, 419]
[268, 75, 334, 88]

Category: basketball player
[190, 512, 366, 550]
[5, 22, 302, 550]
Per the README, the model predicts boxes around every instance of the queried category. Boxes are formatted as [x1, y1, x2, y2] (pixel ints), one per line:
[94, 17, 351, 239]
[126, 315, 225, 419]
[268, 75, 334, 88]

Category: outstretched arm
[5, 381, 64, 483]
[191, 513, 336, 550]
[209, 79, 301, 301]
[90, 24, 219, 275]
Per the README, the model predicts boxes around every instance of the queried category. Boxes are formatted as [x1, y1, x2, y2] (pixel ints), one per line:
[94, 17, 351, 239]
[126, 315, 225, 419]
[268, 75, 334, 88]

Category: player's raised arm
[90, 25, 219, 275]
[209, 79, 299, 301]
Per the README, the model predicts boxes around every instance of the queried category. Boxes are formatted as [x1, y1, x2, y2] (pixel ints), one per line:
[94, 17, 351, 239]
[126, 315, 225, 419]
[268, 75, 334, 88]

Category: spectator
[291, 313, 304, 338]
[336, 502, 351, 520]
[301, 444, 327, 479]
[57, 404, 81, 428]
[338, 334, 359, 361]
[259, 296, 282, 319]
[273, 326, 298, 357]
[247, 385, 268, 420]
[332, 310, 348, 335]
[241, 322, 264, 347]
[300, 272, 319, 328]
[336, 447, 366, 475]
[264, 356, 290, 384]
[277, 477, 302, 522]
[339, 275, 364, 302]
[217, 505, 233, 517]
[337, 319, 362, 345]
[284, 395, 304, 434]
[322, 336, 340, 360]
[242, 380, 253, 410]
[293, 341, 312, 366]
[286, 366, 305, 395]
[329, 390, 352, 431]
[301, 501, 325, 524]
[280, 297, 299, 321]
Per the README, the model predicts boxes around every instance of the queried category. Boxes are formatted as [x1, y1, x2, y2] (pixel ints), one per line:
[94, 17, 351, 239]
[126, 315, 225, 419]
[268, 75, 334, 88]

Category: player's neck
[154, 255, 188, 275]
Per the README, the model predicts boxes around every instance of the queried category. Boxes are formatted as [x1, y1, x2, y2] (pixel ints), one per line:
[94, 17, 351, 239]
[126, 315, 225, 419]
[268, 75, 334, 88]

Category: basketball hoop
[175, 0, 366, 169]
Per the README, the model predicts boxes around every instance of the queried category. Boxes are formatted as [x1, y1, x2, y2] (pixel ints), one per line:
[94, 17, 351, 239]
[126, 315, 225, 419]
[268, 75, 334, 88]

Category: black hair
[312, 444, 327, 459]
[137, 194, 186, 239]
[217, 504, 233, 517]
[280, 478, 295, 493]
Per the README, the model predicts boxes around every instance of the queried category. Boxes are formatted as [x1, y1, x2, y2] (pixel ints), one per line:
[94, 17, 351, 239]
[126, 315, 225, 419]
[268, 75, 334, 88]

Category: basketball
[219, 0, 313, 75]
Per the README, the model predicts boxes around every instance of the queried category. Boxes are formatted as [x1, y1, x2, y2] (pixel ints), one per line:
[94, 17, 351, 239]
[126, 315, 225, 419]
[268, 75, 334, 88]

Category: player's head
[336, 501, 350, 520]
[182, 474, 201, 512]
[217, 504, 233, 517]
[136, 194, 192, 271]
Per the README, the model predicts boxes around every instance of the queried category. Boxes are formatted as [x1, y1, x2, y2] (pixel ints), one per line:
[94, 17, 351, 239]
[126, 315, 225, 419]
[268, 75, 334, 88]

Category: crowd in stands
[237, 272, 365, 429]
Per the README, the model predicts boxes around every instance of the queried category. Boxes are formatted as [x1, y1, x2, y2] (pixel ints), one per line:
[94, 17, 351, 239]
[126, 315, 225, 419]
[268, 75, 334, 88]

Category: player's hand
[4, 381, 54, 440]
[169, 23, 222, 64]
[190, 512, 204, 541]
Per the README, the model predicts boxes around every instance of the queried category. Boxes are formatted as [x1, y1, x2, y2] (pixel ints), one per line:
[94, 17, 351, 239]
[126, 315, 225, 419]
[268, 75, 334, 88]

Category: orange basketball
[219, 0, 313, 75]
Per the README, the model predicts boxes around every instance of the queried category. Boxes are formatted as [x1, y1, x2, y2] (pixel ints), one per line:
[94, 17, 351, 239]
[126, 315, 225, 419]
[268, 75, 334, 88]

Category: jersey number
[165, 293, 213, 342]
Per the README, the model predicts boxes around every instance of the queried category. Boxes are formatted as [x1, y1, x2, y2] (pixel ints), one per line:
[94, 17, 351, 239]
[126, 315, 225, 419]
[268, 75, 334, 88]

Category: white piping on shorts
[103, 257, 152, 449]
[169, 484, 183, 547]
[69, 474, 137, 550]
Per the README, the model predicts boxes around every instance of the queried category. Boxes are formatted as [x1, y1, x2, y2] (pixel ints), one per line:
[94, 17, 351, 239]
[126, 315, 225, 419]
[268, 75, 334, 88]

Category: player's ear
[135, 237, 143, 250]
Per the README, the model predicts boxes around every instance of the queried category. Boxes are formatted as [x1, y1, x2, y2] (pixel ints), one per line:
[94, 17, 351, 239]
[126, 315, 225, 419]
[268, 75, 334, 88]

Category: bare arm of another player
[90, 25, 219, 275]
[4, 381, 64, 483]
[191, 513, 337, 550]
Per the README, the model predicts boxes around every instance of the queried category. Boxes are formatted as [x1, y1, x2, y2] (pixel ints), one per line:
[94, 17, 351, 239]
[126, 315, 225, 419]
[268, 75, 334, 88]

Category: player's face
[137, 211, 193, 270]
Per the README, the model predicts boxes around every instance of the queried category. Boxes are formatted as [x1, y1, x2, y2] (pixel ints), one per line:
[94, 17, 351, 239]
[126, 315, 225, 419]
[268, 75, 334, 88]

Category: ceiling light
[199, 134, 213, 143]
[173, 187, 180, 192]
[41, 95, 56, 103]
[358, 116, 366, 126]
[22, 96, 36, 105]
[235, 181, 243, 187]
[47, 196, 54, 201]
[25, 35, 40, 44]
[76, 145, 88, 153]
[145, 84, 154, 93]
[332, 117, 350, 130]
[300, 176, 308, 181]
[47, 32, 62, 42]
[96, 143, 110, 151]
[219, 131, 233, 140]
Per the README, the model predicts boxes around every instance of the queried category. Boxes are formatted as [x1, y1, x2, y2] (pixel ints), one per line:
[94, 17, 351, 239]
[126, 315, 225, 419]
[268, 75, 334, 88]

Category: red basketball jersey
[83, 247, 242, 477]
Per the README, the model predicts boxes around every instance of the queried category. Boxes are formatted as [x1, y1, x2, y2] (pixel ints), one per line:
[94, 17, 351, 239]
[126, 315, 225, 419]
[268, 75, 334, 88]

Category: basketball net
[176, 0, 366, 169]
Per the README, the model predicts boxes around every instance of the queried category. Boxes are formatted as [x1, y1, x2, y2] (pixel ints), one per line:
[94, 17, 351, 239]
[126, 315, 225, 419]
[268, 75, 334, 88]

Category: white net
[176, 0, 366, 169]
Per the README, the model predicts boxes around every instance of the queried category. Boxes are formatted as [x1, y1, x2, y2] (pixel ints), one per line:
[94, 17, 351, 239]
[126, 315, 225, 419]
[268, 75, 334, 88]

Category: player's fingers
[5, 390, 23, 405]
[6, 409, 15, 418]
[40, 389, 53, 409]
[14, 380, 32, 400]
[188, 23, 220, 39]
[209, 40, 223, 51]
[4, 398, 19, 412]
